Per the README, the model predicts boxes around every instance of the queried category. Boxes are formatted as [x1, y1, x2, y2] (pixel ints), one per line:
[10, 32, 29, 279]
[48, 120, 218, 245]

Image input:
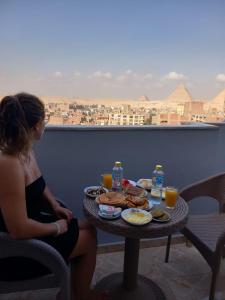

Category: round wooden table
[83, 197, 188, 300]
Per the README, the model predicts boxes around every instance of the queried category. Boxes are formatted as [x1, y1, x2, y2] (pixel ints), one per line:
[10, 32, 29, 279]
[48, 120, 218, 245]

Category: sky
[0, 0, 225, 100]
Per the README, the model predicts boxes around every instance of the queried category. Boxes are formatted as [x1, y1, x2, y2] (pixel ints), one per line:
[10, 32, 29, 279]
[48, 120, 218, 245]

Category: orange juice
[165, 187, 178, 209]
[102, 174, 112, 189]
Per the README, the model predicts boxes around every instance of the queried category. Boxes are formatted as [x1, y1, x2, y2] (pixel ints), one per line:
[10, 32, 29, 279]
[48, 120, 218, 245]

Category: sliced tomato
[122, 179, 130, 187]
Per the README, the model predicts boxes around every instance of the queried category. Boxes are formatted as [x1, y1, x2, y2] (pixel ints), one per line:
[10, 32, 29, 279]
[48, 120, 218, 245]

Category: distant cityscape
[1, 84, 225, 126]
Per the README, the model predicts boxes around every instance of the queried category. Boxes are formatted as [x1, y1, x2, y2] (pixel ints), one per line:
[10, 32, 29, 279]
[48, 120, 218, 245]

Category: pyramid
[138, 95, 150, 101]
[210, 89, 225, 105]
[166, 84, 193, 103]
[206, 88, 225, 111]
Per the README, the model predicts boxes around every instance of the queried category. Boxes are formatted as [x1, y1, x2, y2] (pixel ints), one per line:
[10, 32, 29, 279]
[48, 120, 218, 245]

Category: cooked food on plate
[137, 179, 152, 189]
[85, 186, 107, 197]
[96, 191, 149, 209]
[125, 195, 149, 210]
[124, 184, 146, 197]
[122, 209, 152, 225]
[151, 208, 170, 221]
[96, 192, 127, 207]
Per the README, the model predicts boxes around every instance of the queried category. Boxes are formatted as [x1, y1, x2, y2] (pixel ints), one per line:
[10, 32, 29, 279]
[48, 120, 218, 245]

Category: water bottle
[151, 164, 164, 205]
[112, 161, 123, 191]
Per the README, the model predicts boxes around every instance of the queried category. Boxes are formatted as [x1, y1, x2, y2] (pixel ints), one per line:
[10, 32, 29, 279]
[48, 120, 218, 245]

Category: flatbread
[96, 192, 127, 207]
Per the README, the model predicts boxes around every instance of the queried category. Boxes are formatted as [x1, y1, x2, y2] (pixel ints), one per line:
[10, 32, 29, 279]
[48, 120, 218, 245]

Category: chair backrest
[180, 172, 225, 213]
[0, 232, 70, 300]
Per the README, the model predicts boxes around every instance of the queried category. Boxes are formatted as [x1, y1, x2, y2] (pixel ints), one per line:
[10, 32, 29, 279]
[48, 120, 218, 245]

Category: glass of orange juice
[102, 173, 112, 190]
[165, 186, 178, 209]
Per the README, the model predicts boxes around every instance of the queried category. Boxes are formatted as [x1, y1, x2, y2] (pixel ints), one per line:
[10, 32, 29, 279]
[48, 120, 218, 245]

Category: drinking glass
[165, 186, 178, 209]
[102, 173, 112, 190]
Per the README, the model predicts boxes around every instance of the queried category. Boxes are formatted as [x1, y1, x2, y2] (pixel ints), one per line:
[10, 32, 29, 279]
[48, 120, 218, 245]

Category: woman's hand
[54, 206, 73, 223]
[54, 219, 68, 235]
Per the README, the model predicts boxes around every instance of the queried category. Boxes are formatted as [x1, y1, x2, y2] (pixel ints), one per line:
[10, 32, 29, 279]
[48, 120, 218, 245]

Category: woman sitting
[0, 93, 107, 300]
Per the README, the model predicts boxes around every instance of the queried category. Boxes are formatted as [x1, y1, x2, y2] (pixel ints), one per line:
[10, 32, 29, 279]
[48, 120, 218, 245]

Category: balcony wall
[34, 123, 225, 244]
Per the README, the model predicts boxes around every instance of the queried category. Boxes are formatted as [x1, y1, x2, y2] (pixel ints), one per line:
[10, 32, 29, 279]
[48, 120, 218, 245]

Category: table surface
[83, 196, 189, 239]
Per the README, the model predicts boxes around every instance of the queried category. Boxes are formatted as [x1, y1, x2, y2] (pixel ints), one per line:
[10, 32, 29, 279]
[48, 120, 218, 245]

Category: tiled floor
[1, 243, 225, 300]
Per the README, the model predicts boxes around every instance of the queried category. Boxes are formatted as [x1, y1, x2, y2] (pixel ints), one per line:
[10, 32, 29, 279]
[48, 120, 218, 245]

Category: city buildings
[1, 85, 225, 125]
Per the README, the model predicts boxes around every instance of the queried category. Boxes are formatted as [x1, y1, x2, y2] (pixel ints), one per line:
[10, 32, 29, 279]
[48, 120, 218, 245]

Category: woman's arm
[43, 186, 74, 222]
[0, 156, 68, 239]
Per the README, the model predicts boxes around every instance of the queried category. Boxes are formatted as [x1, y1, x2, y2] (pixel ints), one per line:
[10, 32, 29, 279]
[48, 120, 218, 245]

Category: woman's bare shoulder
[0, 153, 22, 172]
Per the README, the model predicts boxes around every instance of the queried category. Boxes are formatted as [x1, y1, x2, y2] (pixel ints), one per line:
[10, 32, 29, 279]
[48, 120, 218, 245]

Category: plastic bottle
[112, 161, 123, 191]
[151, 164, 164, 204]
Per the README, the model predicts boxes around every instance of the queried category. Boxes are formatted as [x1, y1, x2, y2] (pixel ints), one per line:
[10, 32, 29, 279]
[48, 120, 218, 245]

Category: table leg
[95, 236, 167, 299]
[123, 237, 140, 290]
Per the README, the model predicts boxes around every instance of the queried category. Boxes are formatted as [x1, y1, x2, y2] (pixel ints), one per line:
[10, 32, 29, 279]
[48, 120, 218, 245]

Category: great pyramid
[209, 88, 225, 107]
[166, 84, 193, 103]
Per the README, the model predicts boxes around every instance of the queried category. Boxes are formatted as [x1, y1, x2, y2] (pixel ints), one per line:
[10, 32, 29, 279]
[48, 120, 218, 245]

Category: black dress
[0, 176, 79, 280]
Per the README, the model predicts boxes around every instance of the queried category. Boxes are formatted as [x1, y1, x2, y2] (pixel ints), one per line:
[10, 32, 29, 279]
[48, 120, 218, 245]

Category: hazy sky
[0, 0, 225, 100]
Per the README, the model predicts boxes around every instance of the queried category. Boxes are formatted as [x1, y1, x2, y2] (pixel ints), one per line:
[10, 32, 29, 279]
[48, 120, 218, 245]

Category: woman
[0, 93, 107, 300]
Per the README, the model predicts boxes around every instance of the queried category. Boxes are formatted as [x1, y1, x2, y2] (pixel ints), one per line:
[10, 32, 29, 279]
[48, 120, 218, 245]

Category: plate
[98, 210, 121, 220]
[99, 204, 122, 215]
[151, 209, 171, 222]
[121, 208, 152, 225]
[84, 186, 108, 198]
[136, 179, 152, 190]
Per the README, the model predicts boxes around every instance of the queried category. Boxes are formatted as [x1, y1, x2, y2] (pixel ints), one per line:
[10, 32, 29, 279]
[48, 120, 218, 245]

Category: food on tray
[96, 191, 149, 209]
[151, 208, 170, 221]
[124, 184, 146, 197]
[151, 208, 164, 218]
[86, 187, 107, 197]
[99, 204, 122, 215]
[96, 192, 127, 207]
[125, 195, 149, 210]
[137, 179, 152, 190]
[123, 210, 151, 224]
[122, 179, 130, 188]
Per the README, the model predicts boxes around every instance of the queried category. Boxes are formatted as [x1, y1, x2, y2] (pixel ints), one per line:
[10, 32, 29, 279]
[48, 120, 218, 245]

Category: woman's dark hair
[0, 92, 45, 156]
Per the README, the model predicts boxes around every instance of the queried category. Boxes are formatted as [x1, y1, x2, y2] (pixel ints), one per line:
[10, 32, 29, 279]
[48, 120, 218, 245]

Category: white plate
[84, 186, 108, 198]
[136, 179, 152, 190]
[98, 210, 121, 220]
[121, 208, 152, 225]
[152, 210, 171, 222]
[99, 204, 122, 215]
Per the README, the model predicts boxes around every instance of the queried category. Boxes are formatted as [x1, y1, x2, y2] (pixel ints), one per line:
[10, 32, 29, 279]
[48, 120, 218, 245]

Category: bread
[125, 185, 146, 197]
[151, 208, 164, 218]
[96, 192, 127, 207]
[96, 191, 149, 210]
[126, 195, 149, 210]
[125, 195, 146, 206]
[138, 179, 152, 189]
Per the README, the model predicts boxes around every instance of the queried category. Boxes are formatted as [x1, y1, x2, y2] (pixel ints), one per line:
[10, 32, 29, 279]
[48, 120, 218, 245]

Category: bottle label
[156, 175, 164, 187]
[112, 169, 123, 191]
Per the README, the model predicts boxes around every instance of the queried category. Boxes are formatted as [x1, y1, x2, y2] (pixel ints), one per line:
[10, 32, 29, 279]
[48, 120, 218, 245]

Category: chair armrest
[0, 232, 69, 279]
[180, 172, 225, 211]
[216, 231, 225, 257]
